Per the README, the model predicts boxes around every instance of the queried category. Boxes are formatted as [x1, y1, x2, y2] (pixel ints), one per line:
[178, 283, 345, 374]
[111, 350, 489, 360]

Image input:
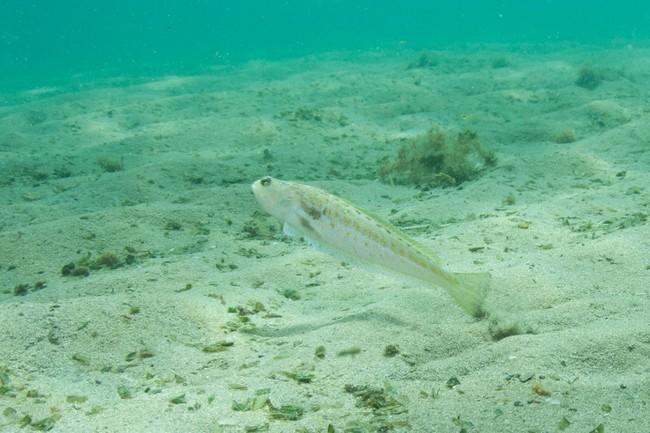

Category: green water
[2, 1, 649, 90]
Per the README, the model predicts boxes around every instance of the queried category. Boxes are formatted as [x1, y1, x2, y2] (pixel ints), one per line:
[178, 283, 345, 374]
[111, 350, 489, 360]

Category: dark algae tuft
[383, 344, 400, 357]
[92, 252, 122, 269]
[343, 383, 409, 431]
[575, 66, 603, 90]
[61, 250, 134, 277]
[96, 155, 123, 172]
[268, 404, 304, 421]
[378, 127, 496, 188]
[407, 51, 438, 69]
[13, 283, 30, 296]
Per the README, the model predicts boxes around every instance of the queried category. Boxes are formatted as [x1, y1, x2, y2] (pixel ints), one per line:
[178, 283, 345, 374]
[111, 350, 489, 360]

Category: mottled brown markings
[299, 216, 314, 231]
[306, 188, 424, 261]
[291, 183, 445, 280]
[300, 199, 322, 220]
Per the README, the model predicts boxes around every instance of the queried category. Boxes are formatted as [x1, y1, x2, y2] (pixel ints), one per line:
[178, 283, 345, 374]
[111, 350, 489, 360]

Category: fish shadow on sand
[240, 310, 409, 338]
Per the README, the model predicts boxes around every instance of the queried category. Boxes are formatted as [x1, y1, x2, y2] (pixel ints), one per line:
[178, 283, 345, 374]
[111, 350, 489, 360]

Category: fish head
[251, 176, 295, 221]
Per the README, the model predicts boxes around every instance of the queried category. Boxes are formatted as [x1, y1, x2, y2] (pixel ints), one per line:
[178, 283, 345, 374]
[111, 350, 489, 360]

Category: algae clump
[96, 155, 123, 173]
[554, 129, 577, 144]
[268, 404, 304, 421]
[575, 67, 602, 90]
[378, 127, 495, 188]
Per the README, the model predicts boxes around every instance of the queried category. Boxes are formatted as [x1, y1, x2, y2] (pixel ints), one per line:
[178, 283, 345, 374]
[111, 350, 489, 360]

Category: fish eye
[260, 177, 272, 186]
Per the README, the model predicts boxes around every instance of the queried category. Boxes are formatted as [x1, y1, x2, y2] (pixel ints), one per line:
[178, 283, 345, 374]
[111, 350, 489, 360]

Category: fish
[251, 176, 489, 317]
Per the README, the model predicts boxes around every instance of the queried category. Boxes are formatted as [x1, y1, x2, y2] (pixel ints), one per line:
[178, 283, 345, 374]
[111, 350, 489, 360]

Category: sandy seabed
[1, 43, 649, 433]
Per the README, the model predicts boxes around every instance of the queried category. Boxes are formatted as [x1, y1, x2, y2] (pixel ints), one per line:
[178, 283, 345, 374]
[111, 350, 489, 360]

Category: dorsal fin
[341, 198, 445, 267]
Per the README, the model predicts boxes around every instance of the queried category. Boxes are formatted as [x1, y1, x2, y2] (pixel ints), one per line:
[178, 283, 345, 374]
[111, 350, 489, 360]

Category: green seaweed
[71, 353, 90, 366]
[315, 345, 326, 359]
[452, 415, 474, 433]
[232, 395, 269, 412]
[501, 193, 516, 206]
[245, 424, 269, 433]
[383, 345, 400, 357]
[53, 165, 72, 178]
[278, 288, 301, 301]
[559, 212, 647, 238]
[202, 341, 234, 353]
[576, 67, 602, 90]
[13, 283, 29, 296]
[30, 414, 61, 431]
[26, 389, 45, 398]
[216, 257, 239, 272]
[241, 211, 278, 240]
[282, 370, 314, 384]
[170, 394, 186, 404]
[70, 266, 90, 277]
[268, 404, 304, 421]
[61, 262, 90, 277]
[343, 383, 408, 432]
[174, 373, 186, 384]
[343, 384, 403, 414]
[61, 262, 75, 276]
[165, 220, 182, 231]
[589, 424, 605, 433]
[117, 385, 132, 399]
[559, 417, 571, 430]
[125, 348, 154, 361]
[337, 346, 361, 357]
[224, 318, 255, 332]
[277, 107, 348, 126]
[85, 405, 104, 416]
[66, 395, 88, 404]
[250, 301, 266, 313]
[0, 366, 11, 386]
[378, 127, 495, 188]
[18, 414, 31, 427]
[407, 52, 438, 69]
[491, 57, 509, 68]
[92, 252, 122, 269]
[3, 407, 17, 419]
[237, 247, 265, 259]
[446, 377, 461, 389]
[96, 155, 123, 173]
[554, 129, 576, 144]
[175, 283, 193, 292]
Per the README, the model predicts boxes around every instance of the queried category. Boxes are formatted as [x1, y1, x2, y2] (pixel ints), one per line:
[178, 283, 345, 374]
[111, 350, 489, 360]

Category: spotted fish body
[251, 176, 488, 317]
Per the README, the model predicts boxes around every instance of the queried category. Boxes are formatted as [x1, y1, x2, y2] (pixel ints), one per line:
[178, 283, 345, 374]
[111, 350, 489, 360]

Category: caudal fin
[446, 272, 490, 318]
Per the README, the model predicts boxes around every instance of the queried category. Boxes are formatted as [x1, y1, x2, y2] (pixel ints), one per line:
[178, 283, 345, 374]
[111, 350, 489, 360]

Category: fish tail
[446, 272, 490, 318]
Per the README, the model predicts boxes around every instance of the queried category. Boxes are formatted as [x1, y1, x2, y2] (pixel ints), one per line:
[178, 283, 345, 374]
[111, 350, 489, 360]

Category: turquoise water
[2, 1, 649, 90]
